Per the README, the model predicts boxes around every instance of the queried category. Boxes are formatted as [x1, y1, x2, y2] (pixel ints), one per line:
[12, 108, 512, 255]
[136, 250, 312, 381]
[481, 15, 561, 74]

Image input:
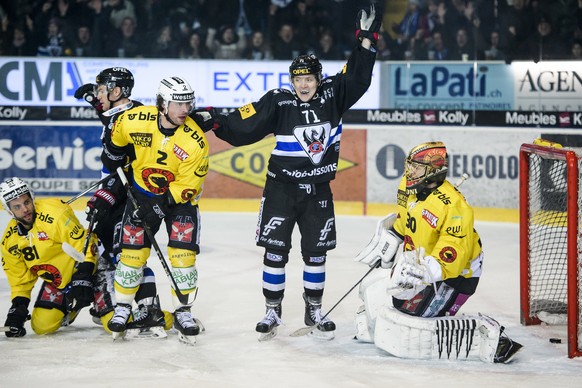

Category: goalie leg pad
[354, 268, 392, 342]
[374, 306, 502, 363]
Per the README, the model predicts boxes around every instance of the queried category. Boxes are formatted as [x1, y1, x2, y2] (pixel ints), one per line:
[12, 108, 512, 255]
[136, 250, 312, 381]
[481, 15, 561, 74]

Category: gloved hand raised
[4, 297, 30, 338]
[65, 262, 95, 312]
[74, 83, 103, 112]
[85, 188, 116, 223]
[356, 1, 383, 45]
[190, 107, 220, 133]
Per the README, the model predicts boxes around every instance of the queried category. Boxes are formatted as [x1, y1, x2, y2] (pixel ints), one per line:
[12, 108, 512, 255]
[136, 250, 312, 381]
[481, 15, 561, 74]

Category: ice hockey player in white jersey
[353, 141, 523, 363]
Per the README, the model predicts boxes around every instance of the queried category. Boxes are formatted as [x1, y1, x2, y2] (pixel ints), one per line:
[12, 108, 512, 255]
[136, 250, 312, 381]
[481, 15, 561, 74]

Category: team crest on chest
[294, 122, 332, 165]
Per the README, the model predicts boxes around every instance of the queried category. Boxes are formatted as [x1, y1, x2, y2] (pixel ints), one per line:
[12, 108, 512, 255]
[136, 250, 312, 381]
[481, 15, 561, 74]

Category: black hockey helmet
[96, 67, 134, 98]
[289, 54, 323, 84]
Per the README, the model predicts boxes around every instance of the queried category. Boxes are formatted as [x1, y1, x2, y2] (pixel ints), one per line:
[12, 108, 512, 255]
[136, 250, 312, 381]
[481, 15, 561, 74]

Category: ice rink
[1, 210, 581, 388]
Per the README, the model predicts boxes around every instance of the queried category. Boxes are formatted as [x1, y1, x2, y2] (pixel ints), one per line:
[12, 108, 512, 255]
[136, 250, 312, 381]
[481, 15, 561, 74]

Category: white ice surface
[0, 211, 581, 388]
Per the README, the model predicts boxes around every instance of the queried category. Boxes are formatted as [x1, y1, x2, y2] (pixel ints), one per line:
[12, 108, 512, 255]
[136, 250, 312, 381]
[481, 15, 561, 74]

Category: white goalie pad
[354, 213, 403, 269]
[354, 268, 393, 342]
[373, 306, 502, 363]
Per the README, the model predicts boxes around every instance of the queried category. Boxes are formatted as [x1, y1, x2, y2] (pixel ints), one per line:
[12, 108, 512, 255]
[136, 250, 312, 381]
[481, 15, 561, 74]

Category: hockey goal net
[520, 143, 582, 358]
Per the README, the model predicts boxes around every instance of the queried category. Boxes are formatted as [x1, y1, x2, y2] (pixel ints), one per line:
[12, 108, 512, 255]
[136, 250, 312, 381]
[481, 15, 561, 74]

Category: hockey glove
[85, 188, 117, 223]
[4, 297, 30, 338]
[131, 193, 171, 226]
[354, 214, 402, 269]
[74, 83, 103, 113]
[393, 248, 442, 289]
[190, 107, 220, 133]
[66, 262, 95, 312]
[356, 1, 383, 45]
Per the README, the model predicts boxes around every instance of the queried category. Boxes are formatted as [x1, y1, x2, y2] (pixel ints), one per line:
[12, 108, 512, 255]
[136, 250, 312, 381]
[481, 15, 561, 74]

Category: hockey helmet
[156, 76, 195, 112]
[0, 177, 35, 217]
[289, 54, 323, 84]
[405, 141, 448, 192]
[96, 67, 135, 98]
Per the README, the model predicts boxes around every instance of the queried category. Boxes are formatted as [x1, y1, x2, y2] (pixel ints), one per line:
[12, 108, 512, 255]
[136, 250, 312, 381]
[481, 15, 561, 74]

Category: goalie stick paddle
[116, 167, 189, 304]
[290, 262, 380, 337]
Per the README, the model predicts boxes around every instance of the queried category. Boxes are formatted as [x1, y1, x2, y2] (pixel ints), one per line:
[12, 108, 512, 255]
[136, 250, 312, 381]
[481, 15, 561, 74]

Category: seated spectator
[523, 17, 567, 61]
[36, 17, 72, 56]
[376, 31, 399, 61]
[5, 25, 36, 56]
[105, 0, 137, 29]
[428, 29, 449, 60]
[148, 24, 179, 58]
[241, 30, 273, 60]
[310, 29, 342, 60]
[206, 25, 246, 59]
[104, 16, 143, 58]
[70, 24, 102, 57]
[180, 30, 213, 59]
[484, 30, 506, 61]
[449, 26, 476, 60]
[271, 22, 304, 59]
[570, 40, 582, 60]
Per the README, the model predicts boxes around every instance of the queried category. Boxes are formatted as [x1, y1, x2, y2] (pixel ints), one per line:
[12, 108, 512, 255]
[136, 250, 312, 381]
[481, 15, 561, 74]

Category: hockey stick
[0, 326, 9, 332]
[116, 167, 189, 304]
[63, 163, 131, 205]
[290, 262, 381, 337]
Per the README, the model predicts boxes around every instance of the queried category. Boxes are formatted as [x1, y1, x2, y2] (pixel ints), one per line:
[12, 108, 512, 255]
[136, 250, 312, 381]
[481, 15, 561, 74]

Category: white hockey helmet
[0, 177, 35, 217]
[156, 76, 195, 113]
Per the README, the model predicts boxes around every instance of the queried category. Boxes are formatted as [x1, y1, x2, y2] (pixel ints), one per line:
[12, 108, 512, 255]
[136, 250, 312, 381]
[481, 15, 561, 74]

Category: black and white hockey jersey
[214, 44, 376, 184]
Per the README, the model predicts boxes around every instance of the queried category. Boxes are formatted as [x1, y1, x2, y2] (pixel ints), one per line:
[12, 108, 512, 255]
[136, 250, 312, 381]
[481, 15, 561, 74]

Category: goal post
[519, 143, 582, 358]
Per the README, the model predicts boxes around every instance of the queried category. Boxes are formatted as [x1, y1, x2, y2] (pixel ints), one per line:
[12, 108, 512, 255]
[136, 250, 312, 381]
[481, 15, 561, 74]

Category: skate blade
[124, 326, 168, 340]
[194, 318, 206, 333]
[307, 329, 335, 341]
[177, 331, 197, 345]
[111, 331, 124, 341]
[257, 327, 278, 342]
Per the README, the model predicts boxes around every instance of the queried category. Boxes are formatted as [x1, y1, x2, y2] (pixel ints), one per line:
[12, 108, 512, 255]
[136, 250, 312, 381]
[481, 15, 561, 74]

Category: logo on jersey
[170, 217, 195, 243]
[129, 132, 153, 147]
[239, 103, 256, 119]
[173, 144, 189, 161]
[123, 224, 145, 246]
[446, 225, 466, 238]
[30, 264, 63, 286]
[421, 209, 439, 228]
[262, 217, 285, 236]
[439, 246, 458, 263]
[37, 231, 49, 240]
[141, 168, 175, 194]
[294, 122, 332, 165]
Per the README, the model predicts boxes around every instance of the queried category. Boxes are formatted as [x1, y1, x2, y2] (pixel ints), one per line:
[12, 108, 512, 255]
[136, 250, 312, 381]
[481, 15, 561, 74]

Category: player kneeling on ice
[353, 141, 523, 363]
[0, 178, 98, 337]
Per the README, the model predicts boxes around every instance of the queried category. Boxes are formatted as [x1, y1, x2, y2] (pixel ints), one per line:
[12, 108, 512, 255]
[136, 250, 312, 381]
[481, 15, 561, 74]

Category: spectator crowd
[1, 0, 581, 62]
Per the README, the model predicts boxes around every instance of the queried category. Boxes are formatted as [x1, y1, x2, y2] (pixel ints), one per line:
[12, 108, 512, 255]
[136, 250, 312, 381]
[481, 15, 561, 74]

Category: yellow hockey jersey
[110, 106, 209, 205]
[393, 177, 482, 281]
[1, 199, 97, 301]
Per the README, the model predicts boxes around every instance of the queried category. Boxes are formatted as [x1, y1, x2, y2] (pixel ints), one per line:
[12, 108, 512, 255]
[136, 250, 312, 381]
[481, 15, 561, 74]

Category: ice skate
[125, 299, 167, 340]
[256, 299, 282, 341]
[108, 303, 132, 339]
[494, 329, 523, 363]
[173, 307, 200, 345]
[303, 293, 335, 340]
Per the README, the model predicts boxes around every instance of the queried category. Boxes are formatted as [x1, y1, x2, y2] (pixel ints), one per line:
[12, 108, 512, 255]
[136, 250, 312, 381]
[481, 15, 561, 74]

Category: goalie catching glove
[356, 1, 383, 45]
[392, 248, 442, 289]
[355, 213, 403, 269]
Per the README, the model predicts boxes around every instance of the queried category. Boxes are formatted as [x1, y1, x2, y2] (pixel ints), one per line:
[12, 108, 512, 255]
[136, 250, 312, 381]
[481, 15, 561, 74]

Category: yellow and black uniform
[105, 105, 209, 307]
[1, 199, 98, 334]
[392, 176, 483, 317]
